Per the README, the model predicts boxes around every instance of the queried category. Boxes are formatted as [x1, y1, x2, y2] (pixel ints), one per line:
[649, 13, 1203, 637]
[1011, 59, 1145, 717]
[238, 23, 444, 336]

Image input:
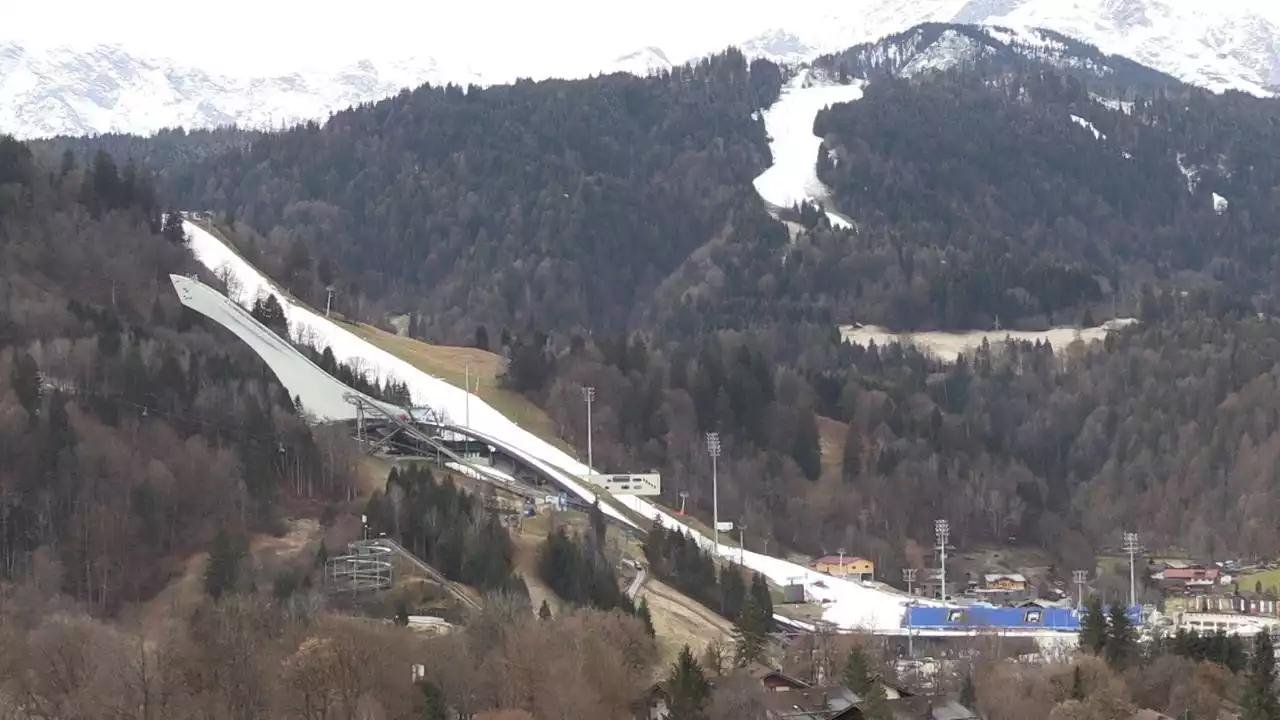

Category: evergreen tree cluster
[1078, 597, 1137, 669]
[298, 342, 411, 406]
[538, 525, 635, 615]
[644, 522, 773, 630]
[369, 465, 524, 594]
[1162, 628, 1248, 673]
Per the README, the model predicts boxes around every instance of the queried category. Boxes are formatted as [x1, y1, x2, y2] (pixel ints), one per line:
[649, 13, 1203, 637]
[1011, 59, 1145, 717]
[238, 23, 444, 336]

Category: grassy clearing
[338, 320, 573, 454]
[639, 579, 733, 671]
[1240, 568, 1280, 593]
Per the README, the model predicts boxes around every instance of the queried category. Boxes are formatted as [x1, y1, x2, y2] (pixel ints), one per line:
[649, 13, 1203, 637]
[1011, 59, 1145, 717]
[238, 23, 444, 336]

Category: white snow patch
[752, 69, 863, 229]
[1213, 192, 1229, 213]
[1070, 114, 1104, 140]
[840, 319, 1139, 363]
[1176, 153, 1200, 193]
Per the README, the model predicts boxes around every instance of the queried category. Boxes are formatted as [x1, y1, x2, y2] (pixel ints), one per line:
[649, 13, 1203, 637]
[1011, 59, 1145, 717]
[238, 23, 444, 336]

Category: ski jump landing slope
[179, 218, 944, 631]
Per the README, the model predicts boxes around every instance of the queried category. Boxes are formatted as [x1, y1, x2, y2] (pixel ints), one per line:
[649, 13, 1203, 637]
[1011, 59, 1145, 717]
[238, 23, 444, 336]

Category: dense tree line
[367, 465, 524, 595]
[643, 522, 773, 631]
[798, 63, 1280, 330]
[538, 525, 638, 617]
[154, 50, 785, 342]
[0, 137, 361, 614]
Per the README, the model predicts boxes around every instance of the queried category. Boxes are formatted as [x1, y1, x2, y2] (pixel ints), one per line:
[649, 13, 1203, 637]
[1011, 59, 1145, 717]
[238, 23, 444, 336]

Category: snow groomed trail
[179, 218, 944, 631]
[752, 69, 863, 229]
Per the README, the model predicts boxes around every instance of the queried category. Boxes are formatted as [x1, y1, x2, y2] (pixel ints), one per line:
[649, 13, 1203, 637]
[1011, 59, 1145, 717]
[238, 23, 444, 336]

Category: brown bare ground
[638, 578, 733, 670]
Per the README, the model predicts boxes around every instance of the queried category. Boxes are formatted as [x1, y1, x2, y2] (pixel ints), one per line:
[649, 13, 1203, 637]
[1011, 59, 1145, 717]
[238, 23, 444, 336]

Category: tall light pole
[903, 568, 918, 596]
[739, 518, 747, 565]
[706, 432, 721, 557]
[678, 490, 689, 516]
[838, 547, 847, 578]
[1123, 531, 1141, 609]
[464, 361, 471, 428]
[1072, 570, 1089, 608]
[582, 386, 595, 474]
[935, 519, 950, 603]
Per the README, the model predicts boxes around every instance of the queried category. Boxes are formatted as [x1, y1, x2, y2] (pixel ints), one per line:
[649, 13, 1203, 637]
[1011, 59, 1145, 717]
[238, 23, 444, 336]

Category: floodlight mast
[935, 519, 950, 603]
[1072, 570, 1089, 608]
[1122, 531, 1141, 609]
[706, 432, 721, 556]
[903, 567, 918, 595]
[582, 386, 595, 475]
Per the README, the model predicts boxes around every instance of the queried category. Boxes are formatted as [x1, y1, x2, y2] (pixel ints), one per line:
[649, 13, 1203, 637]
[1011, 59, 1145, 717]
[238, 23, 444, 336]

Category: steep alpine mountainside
[160, 50, 786, 341]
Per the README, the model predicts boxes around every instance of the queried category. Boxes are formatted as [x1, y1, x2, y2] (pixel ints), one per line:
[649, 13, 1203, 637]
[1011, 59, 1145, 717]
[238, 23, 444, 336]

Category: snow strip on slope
[183, 218, 951, 630]
[1070, 114, 1104, 140]
[752, 70, 863, 229]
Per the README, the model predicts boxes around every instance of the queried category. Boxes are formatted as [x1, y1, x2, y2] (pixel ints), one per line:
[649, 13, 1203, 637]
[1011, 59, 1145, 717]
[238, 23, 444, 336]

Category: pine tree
[204, 529, 245, 601]
[960, 670, 977, 708]
[1069, 665, 1086, 700]
[538, 599, 552, 620]
[791, 409, 822, 481]
[1079, 596, 1108, 655]
[842, 415, 863, 481]
[394, 598, 410, 626]
[1242, 632, 1278, 720]
[666, 645, 711, 720]
[842, 645, 874, 695]
[637, 598, 655, 637]
[1105, 603, 1136, 668]
[162, 210, 187, 244]
[861, 679, 892, 720]
[732, 592, 767, 667]
[474, 324, 490, 351]
[418, 680, 448, 720]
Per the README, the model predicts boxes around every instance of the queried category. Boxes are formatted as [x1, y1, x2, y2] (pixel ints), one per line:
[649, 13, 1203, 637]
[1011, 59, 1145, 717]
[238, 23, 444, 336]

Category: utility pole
[706, 432, 721, 557]
[935, 519, 951, 603]
[1123, 531, 1141, 609]
[1072, 570, 1089, 608]
[903, 567, 918, 596]
[464, 362, 471, 428]
[838, 547, 846, 578]
[582, 386, 595, 474]
[325, 285, 335, 317]
[739, 519, 747, 565]
[678, 490, 689, 516]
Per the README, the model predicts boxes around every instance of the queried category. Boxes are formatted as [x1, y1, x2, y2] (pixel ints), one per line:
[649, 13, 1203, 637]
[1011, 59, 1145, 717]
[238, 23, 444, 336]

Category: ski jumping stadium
[173, 216, 1118, 646]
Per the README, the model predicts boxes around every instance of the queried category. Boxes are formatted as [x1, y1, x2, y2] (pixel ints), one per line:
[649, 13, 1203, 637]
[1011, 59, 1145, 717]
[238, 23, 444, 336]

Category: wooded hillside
[0, 137, 361, 613]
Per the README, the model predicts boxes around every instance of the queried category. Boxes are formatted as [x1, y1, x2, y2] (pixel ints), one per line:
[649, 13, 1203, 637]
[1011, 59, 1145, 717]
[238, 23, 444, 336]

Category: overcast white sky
[2, 0, 789, 74]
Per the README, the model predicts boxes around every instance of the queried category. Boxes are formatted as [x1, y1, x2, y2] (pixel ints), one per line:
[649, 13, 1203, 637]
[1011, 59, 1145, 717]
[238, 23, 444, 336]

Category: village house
[1155, 565, 1221, 593]
[813, 555, 876, 582]
[633, 662, 980, 720]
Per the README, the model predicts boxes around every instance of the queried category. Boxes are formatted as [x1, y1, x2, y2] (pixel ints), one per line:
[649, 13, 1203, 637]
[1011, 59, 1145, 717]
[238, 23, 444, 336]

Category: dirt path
[638, 579, 733, 668]
[513, 531, 561, 617]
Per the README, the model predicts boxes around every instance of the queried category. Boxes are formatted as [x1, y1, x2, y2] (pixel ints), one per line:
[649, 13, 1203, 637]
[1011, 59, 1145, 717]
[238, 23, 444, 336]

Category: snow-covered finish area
[753, 70, 862, 229]
[180, 218, 952, 631]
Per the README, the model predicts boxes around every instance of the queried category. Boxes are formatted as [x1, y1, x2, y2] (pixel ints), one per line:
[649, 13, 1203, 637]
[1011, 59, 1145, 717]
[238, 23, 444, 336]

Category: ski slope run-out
[752, 69, 863, 229]
[182, 218, 945, 630]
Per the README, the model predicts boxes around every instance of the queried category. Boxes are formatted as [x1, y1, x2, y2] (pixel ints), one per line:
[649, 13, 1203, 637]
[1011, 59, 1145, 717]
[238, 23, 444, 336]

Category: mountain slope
[0, 42, 486, 139]
[5, 1, 1279, 139]
[735, 0, 1280, 95]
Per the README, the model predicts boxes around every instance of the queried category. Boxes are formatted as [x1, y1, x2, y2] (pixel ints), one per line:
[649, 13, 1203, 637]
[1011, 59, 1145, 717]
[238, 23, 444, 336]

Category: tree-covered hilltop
[0, 136, 363, 614]
[159, 50, 786, 342]
[800, 65, 1280, 330]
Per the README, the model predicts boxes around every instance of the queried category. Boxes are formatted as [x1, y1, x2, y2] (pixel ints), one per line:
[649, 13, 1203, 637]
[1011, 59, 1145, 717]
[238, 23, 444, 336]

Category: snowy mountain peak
[610, 47, 674, 77]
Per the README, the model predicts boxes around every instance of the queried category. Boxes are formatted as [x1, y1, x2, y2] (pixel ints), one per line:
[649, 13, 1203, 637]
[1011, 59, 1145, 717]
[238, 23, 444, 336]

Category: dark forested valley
[26, 28, 1280, 583]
